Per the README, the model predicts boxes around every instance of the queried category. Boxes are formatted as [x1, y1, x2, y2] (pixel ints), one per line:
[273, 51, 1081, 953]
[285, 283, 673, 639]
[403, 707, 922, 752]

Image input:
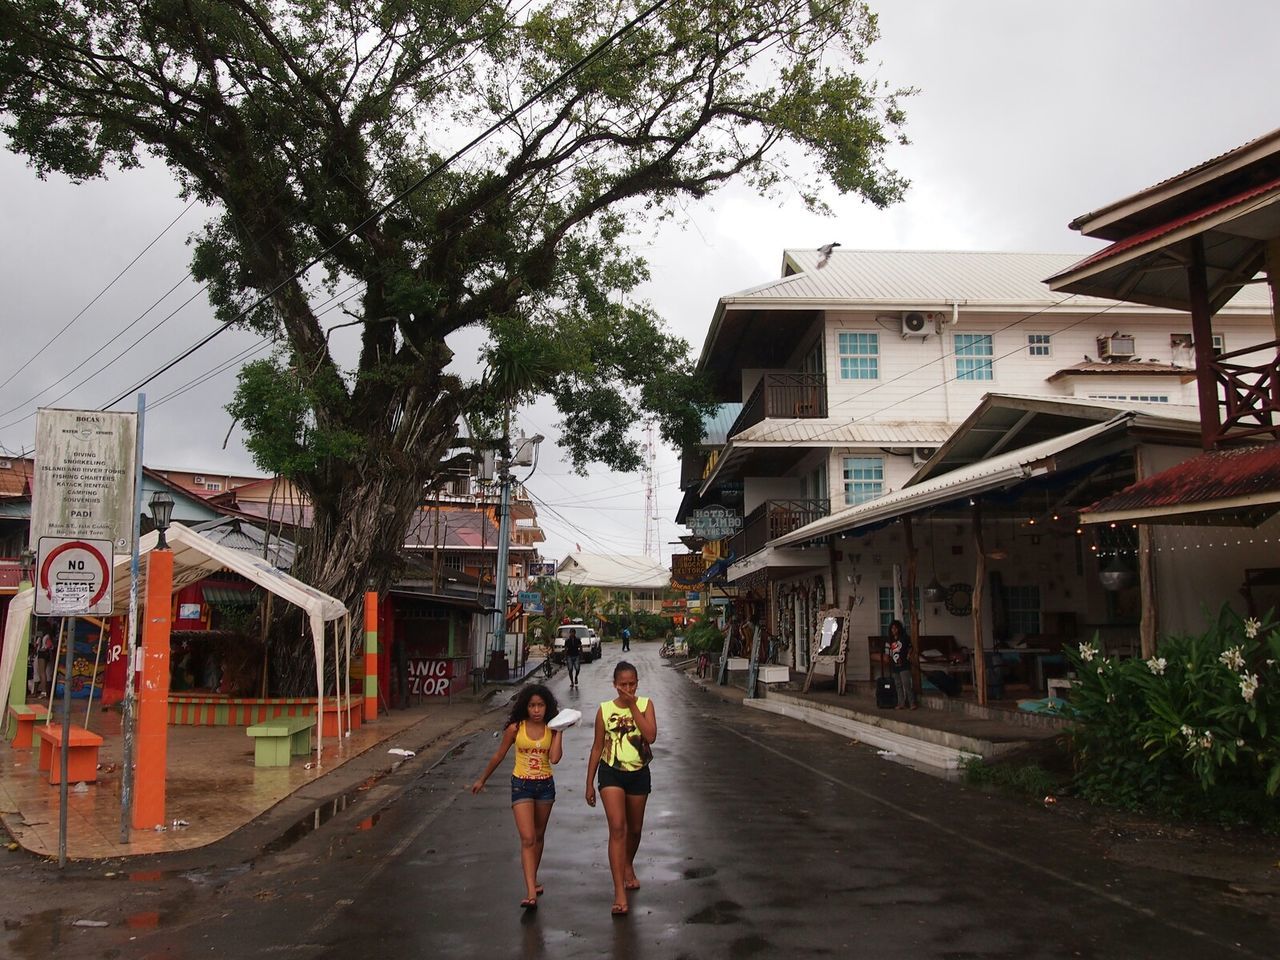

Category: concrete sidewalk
[688, 665, 1066, 769]
[0, 690, 502, 862]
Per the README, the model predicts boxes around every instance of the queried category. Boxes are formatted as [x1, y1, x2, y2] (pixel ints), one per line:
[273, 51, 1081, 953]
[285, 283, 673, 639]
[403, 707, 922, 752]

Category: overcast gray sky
[1, 0, 1277, 564]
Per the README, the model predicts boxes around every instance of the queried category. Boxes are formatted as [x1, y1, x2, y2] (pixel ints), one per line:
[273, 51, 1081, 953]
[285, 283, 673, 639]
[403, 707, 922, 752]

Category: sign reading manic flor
[32, 409, 138, 554]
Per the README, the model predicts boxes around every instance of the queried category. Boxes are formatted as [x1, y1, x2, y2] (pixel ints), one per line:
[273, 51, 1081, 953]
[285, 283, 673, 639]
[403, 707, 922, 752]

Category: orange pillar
[364, 591, 379, 723]
[132, 550, 173, 831]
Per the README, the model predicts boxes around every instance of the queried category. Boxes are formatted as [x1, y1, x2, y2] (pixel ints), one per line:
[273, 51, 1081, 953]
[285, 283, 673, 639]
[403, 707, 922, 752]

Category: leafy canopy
[0, 0, 909, 497]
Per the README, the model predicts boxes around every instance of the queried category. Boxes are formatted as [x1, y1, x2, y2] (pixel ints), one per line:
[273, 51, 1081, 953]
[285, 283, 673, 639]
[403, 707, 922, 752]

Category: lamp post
[132, 490, 175, 830]
[489, 435, 542, 680]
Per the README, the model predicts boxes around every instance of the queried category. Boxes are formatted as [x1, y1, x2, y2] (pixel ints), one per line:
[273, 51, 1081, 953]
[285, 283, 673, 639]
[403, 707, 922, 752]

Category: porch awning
[1079, 443, 1280, 526]
[1045, 176, 1280, 313]
[771, 417, 1132, 547]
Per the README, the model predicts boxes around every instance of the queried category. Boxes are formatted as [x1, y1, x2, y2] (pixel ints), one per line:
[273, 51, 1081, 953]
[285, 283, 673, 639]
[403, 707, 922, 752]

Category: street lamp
[148, 491, 174, 549]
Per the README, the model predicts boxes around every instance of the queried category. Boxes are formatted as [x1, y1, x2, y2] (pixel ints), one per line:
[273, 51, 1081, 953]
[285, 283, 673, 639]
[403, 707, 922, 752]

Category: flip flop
[535, 885, 545, 896]
[611, 903, 629, 917]
[520, 898, 538, 910]
[623, 879, 640, 890]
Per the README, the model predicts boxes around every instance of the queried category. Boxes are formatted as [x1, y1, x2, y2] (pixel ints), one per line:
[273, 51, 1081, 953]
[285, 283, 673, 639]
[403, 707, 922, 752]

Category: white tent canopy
[0, 522, 350, 764]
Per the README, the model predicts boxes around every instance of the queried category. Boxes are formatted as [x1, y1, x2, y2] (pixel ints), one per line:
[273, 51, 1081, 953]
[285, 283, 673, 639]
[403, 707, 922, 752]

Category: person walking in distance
[886, 619, 917, 710]
[34, 620, 56, 697]
[585, 661, 658, 917]
[565, 629, 583, 687]
[470, 684, 565, 909]
[621, 626, 631, 652]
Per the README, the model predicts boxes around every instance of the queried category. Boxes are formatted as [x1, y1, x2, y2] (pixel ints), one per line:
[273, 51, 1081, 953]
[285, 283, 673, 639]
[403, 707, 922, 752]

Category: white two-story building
[678, 249, 1272, 681]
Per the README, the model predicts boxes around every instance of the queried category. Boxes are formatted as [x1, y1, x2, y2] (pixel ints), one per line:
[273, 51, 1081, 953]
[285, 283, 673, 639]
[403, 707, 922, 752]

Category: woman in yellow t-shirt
[585, 661, 658, 917]
[470, 684, 564, 909]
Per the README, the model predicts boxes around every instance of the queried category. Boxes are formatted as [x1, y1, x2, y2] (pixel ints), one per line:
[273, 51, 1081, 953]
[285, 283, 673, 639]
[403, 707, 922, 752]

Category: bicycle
[540, 645, 554, 679]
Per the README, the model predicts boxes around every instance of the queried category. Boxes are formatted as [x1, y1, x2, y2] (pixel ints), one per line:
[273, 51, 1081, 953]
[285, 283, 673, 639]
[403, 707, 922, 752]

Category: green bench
[246, 715, 316, 767]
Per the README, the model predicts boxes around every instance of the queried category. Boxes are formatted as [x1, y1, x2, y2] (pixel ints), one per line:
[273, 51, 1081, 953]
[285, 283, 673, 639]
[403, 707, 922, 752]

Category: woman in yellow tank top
[585, 660, 658, 917]
[470, 684, 564, 909]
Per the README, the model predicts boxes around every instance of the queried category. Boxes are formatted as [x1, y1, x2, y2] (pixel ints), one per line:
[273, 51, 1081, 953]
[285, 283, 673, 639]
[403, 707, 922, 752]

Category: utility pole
[490, 430, 542, 680]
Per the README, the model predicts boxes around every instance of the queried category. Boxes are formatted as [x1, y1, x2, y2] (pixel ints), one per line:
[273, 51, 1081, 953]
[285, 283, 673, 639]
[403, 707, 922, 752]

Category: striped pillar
[133, 549, 173, 831]
[364, 591, 378, 722]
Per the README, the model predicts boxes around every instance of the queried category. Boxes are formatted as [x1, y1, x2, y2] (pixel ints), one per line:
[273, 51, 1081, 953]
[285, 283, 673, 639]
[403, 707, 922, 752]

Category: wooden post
[972, 502, 988, 706]
[364, 591, 379, 722]
[1188, 235, 1222, 449]
[903, 517, 922, 695]
[1135, 454, 1158, 658]
[1266, 238, 1280, 341]
[133, 549, 173, 831]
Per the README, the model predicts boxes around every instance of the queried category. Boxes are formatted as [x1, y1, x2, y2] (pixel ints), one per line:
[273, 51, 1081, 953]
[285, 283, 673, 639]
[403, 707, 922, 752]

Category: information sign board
[688, 505, 742, 540]
[32, 409, 137, 553]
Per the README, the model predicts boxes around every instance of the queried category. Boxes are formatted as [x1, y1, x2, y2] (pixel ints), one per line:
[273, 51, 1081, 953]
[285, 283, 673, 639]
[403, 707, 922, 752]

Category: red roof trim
[1082, 444, 1280, 514]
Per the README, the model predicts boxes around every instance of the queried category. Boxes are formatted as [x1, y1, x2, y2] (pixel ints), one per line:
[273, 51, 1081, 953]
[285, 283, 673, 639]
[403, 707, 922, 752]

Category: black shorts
[596, 761, 651, 796]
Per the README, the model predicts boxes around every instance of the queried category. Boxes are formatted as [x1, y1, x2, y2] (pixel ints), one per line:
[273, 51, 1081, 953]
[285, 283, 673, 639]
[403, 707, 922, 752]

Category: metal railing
[729, 372, 828, 435]
[728, 499, 829, 559]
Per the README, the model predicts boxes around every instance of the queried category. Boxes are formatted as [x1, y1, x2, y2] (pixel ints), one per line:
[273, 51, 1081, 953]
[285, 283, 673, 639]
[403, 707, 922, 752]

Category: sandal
[520, 898, 538, 910]
[611, 903, 629, 917]
[535, 885, 545, 896]
[624, 879, 640, 890]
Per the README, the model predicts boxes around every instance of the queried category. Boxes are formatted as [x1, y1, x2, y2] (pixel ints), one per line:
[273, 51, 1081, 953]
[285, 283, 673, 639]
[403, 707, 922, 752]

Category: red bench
[7, 703, 49, 749]
[321, 699, 363, 738]
[36, 724, 105, 785]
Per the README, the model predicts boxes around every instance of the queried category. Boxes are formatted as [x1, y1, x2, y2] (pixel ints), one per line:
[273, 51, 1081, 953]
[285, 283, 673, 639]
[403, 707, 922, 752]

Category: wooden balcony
[730, 373, 828, 436]
[1209, 339, 1280, 442]
[728, 499, 829, 559]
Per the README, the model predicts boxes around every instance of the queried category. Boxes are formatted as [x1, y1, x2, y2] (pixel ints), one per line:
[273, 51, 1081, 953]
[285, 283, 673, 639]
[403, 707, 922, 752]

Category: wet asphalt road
[17, 645, 1277, 959]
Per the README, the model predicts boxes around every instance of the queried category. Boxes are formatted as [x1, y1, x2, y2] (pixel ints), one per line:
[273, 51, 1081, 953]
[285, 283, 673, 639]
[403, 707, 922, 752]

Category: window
[1027, 333, 1052, 357]
[878, 586, 922, 636]
[1004, 585, 1041, 636]
[800, 464, 829, 506]
[842, 456, 884, 506]
[838, 332, 879, 380]
[1212, 333, 1226, 355]
[204, 481, 223, 492]
[955, 334, 993, 380]
[442, 553, 463, 571]
[1088, 394, 1170, 403]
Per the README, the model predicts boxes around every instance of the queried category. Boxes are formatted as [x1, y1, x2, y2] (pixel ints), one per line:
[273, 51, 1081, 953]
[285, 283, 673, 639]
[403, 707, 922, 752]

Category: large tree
[0, 0, 908, 646]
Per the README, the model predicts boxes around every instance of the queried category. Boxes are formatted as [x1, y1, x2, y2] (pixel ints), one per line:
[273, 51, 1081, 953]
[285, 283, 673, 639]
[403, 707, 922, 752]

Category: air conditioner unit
[901, 312, 933, 338]
[193, 475, 205, 485]
[911, 447, 937, 467]
[1097, 334, 1136, 361]
[0, 459, 11, 470]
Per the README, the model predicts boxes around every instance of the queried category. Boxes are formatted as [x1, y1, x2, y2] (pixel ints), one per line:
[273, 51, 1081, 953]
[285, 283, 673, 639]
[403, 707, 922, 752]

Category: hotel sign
[688, 505, 742, 540]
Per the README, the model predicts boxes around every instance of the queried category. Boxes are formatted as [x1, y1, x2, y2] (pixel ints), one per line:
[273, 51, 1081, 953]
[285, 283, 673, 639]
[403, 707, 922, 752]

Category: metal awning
[1080, 443, 1280, 526]
[771, 417, 1132, 547]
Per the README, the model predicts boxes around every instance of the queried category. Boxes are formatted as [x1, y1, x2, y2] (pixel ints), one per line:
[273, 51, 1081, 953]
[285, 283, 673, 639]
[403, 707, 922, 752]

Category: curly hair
[504, 684, 559, 728]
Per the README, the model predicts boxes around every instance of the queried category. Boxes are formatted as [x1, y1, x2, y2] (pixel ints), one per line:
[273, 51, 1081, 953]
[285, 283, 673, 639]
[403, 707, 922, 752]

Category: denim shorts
[511, 775, 556, 804]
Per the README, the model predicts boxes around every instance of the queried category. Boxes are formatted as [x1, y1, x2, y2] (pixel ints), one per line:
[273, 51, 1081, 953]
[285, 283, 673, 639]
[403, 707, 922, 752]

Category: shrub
[682, 619, 725, 655]
[961, 756, 1062, 799]
[1066, 606, 1280, 829]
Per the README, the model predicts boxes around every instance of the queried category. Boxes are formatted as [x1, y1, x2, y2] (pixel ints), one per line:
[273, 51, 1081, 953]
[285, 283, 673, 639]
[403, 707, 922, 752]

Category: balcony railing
[1210, 339, 1280, 442]
[728, 499, 830, 559]
[729, 372, 828, 436]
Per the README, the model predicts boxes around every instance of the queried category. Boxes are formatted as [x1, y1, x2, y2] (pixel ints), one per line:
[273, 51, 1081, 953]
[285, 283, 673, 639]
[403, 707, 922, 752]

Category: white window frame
[842, 456, 884, 506]
[837, 332, 879, 381]
[204, 481, 223, 492]
[955, 333, 994, 381]
[1087, 393, 1171, 404]
[1004, 585, 1041, 636]
[1026, 333, 1052, 357]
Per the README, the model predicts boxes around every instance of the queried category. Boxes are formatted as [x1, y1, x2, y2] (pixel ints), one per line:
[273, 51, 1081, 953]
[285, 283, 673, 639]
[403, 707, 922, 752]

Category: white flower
[1180, 724, 1194, 738]
[1267, 659, 1276, 668]
[1219, 646, 1245, 671]
[1106, 693, 1115, 703]
[1240, 673, 1259, 703]
[1079, 641, 1097, 663]
[1147, 657, 1167, 675]
[1199, 734, 1213, 751]
[1244, 617, 1262, 639]
[1203, 730, 1213, 741]
[1237, 738, 1246, 748]
[1097, 665, 1104, 675]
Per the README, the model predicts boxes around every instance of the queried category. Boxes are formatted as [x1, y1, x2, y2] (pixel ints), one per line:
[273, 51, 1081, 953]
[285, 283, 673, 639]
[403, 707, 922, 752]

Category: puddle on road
[260, 791, 363, 856]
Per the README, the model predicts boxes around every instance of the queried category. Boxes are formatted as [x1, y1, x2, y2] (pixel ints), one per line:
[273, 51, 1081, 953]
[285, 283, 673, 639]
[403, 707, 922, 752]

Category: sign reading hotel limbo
[31, 408, 138, 554]
[687, 505, 743, 540]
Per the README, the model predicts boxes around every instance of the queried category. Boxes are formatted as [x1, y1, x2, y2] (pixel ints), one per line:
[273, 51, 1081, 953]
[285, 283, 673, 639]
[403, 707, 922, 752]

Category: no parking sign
[35, 536, 114, 616]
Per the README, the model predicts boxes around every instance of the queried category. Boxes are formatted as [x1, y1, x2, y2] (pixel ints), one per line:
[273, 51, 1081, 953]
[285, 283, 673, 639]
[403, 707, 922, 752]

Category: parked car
[552, 622, 601, 662]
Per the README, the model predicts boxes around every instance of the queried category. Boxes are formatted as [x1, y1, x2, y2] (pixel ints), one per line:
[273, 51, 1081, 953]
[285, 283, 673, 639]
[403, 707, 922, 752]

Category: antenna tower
[642, 423, 659, 561]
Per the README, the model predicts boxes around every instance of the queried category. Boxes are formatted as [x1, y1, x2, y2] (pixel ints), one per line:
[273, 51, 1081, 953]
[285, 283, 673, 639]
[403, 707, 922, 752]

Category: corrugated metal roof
[555, 553, 671, 589]
[1081, 444, 1280, 519]
[772, 417, 1131, 546]
[191, 516, 296, 570]
[701, 403, 744, 446]
[720, 250, 1270, 310]
[730, 420, 954, 445]
[1047, 361, 1196, 382]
